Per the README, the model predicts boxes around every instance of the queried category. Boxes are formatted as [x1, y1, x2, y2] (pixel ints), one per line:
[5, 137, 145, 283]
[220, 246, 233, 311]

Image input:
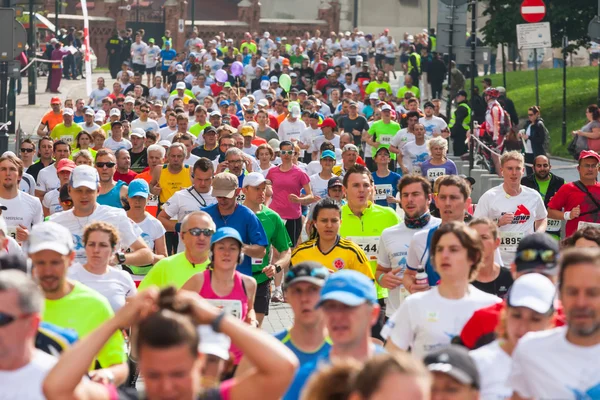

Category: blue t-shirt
[420, 159, 457, 183]
[273, 329, 332, 366]
[160, 49, 177, 71]
[202, 203, 268, 276]
[37, 321, 78, 355]
[97, 180, 125, 209]
[372, 171, 401, 208]
[284, 344, 387, 400]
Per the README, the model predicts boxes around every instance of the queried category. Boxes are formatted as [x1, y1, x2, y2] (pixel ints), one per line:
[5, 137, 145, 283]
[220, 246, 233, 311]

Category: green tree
[481, 0, 597, 53]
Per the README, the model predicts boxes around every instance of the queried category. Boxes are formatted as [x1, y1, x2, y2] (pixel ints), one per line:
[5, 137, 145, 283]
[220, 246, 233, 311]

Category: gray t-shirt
[256, 126, 278, 142]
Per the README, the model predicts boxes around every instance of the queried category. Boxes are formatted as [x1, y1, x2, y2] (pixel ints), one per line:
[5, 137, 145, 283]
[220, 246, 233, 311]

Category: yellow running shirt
[139, 252, 210, 289]
[158, 164, 192, 204]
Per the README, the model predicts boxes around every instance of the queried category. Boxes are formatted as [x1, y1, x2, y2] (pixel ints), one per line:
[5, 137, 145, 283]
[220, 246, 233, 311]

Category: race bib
[427, 168, 446, 181]
[546, 218, 562, 233]
[379, 135, 392, 145]
[61, 135, 74, 144]
[346, 236, 380, 261]
[163, 60, 172, 66]
[578, 221, 600, 230]
[147, 194, 159, 207]
[6, 226, 17, 241]
[411, 165, 422, 175]
[499, 231, 525, 253]
[374, 184, 393, 200]
[251, 257, 263, 266]
[236, 193, 246, 204]
[205, 299, 243, 319]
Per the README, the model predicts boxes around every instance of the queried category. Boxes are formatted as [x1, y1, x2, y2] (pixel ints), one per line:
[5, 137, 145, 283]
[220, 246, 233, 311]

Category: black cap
[514, 233, 559, 275]
[423, 101, 435, 109]
[456, 90, 468, 98]
[203, 126, 217, 135]
[328, 176, 343, 189]
[111, 120, 123, 128]
[424, 345, 480, 390]
[458, 174, 476, 186]
[284, 261, 330, 290]
[482, 77, 492, 85]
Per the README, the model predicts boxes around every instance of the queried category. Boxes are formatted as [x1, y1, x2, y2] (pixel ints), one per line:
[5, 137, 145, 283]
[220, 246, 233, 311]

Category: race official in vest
[449, 90, 471, 157]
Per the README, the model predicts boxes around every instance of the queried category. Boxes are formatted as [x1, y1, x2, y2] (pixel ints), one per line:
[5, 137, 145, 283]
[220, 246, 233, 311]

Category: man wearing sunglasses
[459, 232, 565, 350]
[131, 102, 160, 133]
[0, 269, 59, 399]
[140, 210, 214, 289]
[95, 149, 128, 209]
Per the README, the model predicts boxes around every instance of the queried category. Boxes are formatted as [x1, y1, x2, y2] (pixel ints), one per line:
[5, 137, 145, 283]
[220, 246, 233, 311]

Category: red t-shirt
[547, 181, 600, 237]
[268, 113, 279, 130]
[114, 170, 138, 185]
[460, 300, 565, 349]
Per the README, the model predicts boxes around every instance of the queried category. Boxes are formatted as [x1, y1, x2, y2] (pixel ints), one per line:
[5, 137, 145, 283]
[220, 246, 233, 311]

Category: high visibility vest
[408, 53, 421, 75]
[449, 102, 471, 131]
[431, 36, 437, 52]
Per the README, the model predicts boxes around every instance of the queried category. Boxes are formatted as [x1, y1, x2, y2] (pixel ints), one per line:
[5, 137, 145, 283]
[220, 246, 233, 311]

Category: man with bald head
[139, 210, 215, 289]
[521, 155, 565, 239]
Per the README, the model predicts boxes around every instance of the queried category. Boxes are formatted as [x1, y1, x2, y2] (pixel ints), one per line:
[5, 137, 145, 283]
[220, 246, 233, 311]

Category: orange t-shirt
[135, 169, 159, 217]
[41, 110, 64, 132]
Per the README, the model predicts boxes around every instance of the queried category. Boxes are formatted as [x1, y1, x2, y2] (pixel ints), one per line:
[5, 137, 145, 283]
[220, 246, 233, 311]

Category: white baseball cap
[260, 80, 270, 90]
[381, 104, 392, 111]
[326, 69, 335, 76]
[130, 128, 146, 138]
[110, 108, 121, 117]
[507, 273, 556, 314]
[369, 92, 379, 100]
[28, 221, 74, 256]
[62, 107, 74, 116]
[198, 326, 230, 360]
[264, 31, 270, 38]
[176, 82, 186, 90]
[84, 108, 95, 116]
[240, 97, 251, 107]
[356, 55, 363, 62]
[270, 76, 279, 83]
[257, 99, 269, 107]
[124, 97, 135, 104]
[242, 172, 267, 188]
[70, 165, 99, 190]
[290, 105, 301, 118]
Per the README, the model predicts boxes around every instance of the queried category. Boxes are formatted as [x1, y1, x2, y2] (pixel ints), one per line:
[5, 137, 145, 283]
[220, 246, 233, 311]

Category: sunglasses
[0, 311, 29, 327]
[183, 227, 215, 237]
[286, 265, 329, 284]
[140, 109, 149, 113]
[20, 148, 34, 153]
[96, 162, 116, 168]
[281, 150, 294, 155]
[516, 249, 556, 263]
[61, 199, 73, 206]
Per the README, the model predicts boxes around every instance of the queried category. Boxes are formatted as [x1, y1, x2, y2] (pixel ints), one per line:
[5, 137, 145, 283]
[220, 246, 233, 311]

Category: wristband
[175, 222, 181, 233]
[211, 311, 227, 333]
[377, 273, 385, 284]
[564, 211, 571, 221]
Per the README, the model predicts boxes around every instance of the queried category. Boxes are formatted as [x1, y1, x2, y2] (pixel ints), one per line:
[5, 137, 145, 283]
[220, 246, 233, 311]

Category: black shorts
[146, 66, 156, 75]
[132, 63, 146, 73]
[254, 279, 271, 315]
[385, 57, 396, 66]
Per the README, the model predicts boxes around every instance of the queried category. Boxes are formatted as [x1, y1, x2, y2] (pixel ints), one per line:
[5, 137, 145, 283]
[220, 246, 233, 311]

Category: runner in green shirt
[338, 165, 400, 340]
[243, 172, 292, 325]
[50, 108, 83, 146]
[366, 104, 401, 162]
[364, 70, 392, 95]
[139, 211, 214, 289]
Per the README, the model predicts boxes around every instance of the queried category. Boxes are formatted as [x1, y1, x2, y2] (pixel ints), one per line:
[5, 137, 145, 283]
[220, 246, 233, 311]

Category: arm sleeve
[535, 195, 548, 219]
[472, 193, 489, 218]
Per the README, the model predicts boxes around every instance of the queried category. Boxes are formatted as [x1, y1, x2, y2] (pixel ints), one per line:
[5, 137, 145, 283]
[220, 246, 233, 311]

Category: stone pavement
[262, 302, 294, 334]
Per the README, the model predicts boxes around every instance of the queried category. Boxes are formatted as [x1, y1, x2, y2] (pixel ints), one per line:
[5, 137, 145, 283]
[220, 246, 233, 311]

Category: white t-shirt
[19, 172, 36, 196]
[149, 86, 170, 102]
[36, 164, 59, 193]
[88, 88, 111, 110]
[185, 154, 200, 166]
[474, 184, 547, 265]
[67, 262, 137, 312]
[131, 118, 160, 133]
[419, 115, 448, 138]
[378, 217, 441, 317]
[278, 119, 307, 144]
[301, 127, 321, 154]
[163, 187, 217, 253]
[509, 327, 600, 399]
[242, 144, 258, 158]
[145, 45, 161, 68]
[49, 204, 140, 264]
[470, 340, 512, 400]
[42, 189, 62, 215]
[381, 286, 501, 358]
[158, 126, 177, 141]
[131, 42, 148, 65]
[135, 214, 166, 252]
[312, 134, 340, 155]
[0, 349, 57, 400]
[78, 122, 102, 134]
[309, 173, 333, 206]
[390, 129, 415, 150]
[204, 58, 224, 74]
[0, 191, 43, 240]
[401, 141, 430, 174]
[192, 85, 211, 100]
[103, 137, 132, 152]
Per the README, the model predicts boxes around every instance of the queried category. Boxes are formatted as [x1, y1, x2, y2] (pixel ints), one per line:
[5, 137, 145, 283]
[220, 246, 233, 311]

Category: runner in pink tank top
[182, 227, 258, 365]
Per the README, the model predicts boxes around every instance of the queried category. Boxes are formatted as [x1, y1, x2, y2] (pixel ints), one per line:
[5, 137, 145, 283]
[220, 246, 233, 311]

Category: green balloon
[279, 74, 292, 92]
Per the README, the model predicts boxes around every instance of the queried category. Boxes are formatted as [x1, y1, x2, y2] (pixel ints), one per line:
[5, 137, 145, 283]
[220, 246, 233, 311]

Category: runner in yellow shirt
[50, 108, 82, 146]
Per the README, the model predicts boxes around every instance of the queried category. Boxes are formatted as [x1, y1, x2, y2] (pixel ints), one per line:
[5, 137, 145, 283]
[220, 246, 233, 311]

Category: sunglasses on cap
[96, 162, 116, 169]
[285, 264, 329, 283]
[516, 249, 557, 263]
[20, 148, 34, 153]
[0, 311, 30, 327]
[183, 227, 215, 237]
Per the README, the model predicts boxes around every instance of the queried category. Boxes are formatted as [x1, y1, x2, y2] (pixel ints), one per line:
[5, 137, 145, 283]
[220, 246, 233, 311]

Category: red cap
[579, 150, 600, 163]
[56, 159, 76, 173]
[319, 117, 336, 129]
[50, 97, 61, 104]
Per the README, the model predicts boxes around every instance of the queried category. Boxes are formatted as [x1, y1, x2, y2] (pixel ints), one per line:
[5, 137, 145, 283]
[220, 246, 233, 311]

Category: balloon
[287, 101, 300, 111]
[215, 69, 228, 83]
[279, 73, 291, 92]
[231, 61, 244, 77]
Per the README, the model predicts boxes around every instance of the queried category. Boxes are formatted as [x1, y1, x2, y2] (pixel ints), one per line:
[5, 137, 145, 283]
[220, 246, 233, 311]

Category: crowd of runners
[0, 27, 599, 400]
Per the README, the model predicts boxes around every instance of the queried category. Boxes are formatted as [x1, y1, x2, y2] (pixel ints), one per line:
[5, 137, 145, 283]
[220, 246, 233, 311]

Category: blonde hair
[428, 136, 448, 155]
[500, 150, 524, 167]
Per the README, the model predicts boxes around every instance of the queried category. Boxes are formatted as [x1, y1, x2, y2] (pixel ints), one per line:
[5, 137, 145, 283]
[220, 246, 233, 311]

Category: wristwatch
[274, 264, 282, 273]
[116, 252, 126, 264]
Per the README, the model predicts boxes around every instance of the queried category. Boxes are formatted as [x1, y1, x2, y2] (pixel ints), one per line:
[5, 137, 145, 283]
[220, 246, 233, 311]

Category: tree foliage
[480, 0, 597, 52]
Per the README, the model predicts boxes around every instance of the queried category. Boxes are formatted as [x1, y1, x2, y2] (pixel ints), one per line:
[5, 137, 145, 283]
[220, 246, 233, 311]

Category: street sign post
[520, 0, 546, 23]
[517, 22, 551, 106]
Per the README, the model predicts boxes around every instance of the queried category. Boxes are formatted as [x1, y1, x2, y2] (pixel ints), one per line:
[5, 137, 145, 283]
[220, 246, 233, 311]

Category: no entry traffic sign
[521, 0, 546, 23]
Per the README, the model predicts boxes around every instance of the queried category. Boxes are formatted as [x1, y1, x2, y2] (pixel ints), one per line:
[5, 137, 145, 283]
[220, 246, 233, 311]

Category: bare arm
[149, 165, 162, 196]
[157, 209, 177, 232]
[534, 218, 547, 232]
[123, 238, 153, 266]
[242, 244, 267, 259]
[181, 273, 204, 293]
[384, 338, 404, 353]
[152, 235, 167, 261]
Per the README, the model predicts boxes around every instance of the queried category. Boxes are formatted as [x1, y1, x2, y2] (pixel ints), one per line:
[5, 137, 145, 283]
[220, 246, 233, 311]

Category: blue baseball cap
[317, 270, 377, 307]
[210, 227, 243, 247]
[219, 100, 230, 107]
[320, 150, 336, 160]
[128, 179, 149, 198]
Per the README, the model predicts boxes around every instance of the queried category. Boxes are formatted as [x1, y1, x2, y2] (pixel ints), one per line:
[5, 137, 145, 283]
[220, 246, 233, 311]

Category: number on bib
[346, 236, 380, 261]
[205, 299, 243, 319]
[427, 168, 446, 181]
[374, 184, 393, 200]
[499, 231, 525, 253]
[379, 135, 392, 145]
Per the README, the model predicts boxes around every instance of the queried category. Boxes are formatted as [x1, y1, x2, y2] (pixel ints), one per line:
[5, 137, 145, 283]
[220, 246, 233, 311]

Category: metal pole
[136, 0, 140, 24]
[28, 0, 36, 106]
[427, 0, 431, 33]
[534, 48, 539, 106]
[54, 0, 58, 34]
[502, 43, 507, 89]
[191, 0, 196, 32]
[353, 0, 358, 28]
[445, 0, 455, 120]
[562, 36, 567, 145]
[0, 62, 9, 154]
[469, 0, 476, 172]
